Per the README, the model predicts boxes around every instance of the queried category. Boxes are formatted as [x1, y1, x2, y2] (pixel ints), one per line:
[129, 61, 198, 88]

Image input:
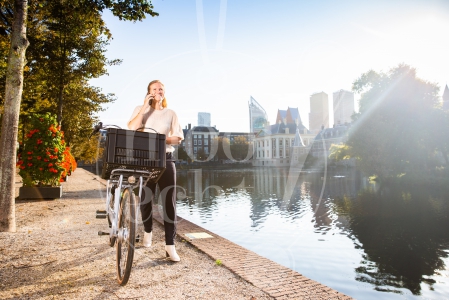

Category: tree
[175, 146, 189, 162]
[214, 136, 230, 161]
[0, 0, 29, 232]
[0, 0, 159, 232]
[230, 135, 252, 161]
[346, 64, 443, 180]
[196, 148, 207, 161]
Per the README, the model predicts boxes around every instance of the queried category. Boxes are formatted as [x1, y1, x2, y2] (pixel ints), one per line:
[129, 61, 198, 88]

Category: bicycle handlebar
[89, 123, 159, 139]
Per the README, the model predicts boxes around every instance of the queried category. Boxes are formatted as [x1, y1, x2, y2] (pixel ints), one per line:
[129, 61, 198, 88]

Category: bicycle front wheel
[116, 187, 137, 286]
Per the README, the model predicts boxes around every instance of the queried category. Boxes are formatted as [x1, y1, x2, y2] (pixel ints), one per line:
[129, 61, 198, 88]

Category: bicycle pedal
[96, 210, 107, 219]
[136, 235, 140, 243]
[98, 231, 109, 236]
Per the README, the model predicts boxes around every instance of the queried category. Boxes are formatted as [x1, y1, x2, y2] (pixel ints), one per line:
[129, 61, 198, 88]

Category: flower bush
[60, 147, 77, 182]
[17, 113, 68, 187]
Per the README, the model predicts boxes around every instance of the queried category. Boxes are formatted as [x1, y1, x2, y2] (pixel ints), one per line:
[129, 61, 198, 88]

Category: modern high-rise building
[333, 89, 355, 125]
[198, 112, 211, 126]
[309, 92, 329, 133]
[248, 96, 269, 133]
[443, 84, 449, 111]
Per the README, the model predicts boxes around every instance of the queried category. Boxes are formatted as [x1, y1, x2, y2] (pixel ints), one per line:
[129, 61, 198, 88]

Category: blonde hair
[147, 80, 167, 108]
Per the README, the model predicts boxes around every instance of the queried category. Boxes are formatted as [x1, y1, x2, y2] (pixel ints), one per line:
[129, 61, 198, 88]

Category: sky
[90, 0, 449, 132]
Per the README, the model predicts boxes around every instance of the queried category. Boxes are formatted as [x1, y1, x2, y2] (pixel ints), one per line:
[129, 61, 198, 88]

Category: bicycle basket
[101, 128, 166, 182]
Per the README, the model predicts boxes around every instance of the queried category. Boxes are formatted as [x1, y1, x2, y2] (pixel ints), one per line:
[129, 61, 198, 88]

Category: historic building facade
[253, 107, 314, 167]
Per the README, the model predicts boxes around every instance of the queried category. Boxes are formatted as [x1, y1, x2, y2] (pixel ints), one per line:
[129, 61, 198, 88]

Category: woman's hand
[144, 93, 155, 107]
[166, 136, 182, 145]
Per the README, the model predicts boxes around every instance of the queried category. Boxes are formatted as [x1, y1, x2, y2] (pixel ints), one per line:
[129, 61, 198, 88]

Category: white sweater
[128, 106, 184, 153]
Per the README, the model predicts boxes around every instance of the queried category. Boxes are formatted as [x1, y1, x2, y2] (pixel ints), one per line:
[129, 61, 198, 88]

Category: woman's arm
[166, 136, 182, 145]
[128, 94, 153, 130]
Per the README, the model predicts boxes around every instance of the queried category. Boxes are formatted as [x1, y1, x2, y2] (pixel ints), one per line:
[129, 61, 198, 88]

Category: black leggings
[140, 155, 177, 245]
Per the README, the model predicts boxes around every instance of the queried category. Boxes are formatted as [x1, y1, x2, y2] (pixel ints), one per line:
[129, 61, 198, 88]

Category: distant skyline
[90, 0, 449, 132]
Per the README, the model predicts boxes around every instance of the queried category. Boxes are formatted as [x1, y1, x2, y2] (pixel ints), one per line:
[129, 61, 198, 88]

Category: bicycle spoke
[116, 187, 137, 285]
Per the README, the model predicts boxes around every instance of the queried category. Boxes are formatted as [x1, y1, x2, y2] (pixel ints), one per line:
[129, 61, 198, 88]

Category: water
[175, 168, 449, 299]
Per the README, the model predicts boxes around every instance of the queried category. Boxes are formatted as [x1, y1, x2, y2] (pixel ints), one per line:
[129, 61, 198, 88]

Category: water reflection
[334, 186, 449, 295]
[176, 168, 449, 298]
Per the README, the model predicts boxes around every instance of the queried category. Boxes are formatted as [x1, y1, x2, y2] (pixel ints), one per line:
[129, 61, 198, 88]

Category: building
[333, 89, 355, 126]
[183, 125, 219, 161]
[443, 84, 449, 111]
[253, 107, 315, 167]
[290, 128, 309, 168]
[309, 92, 329, 134]
[276, 107, 303, 125]
[218, 132, 255, 144]
[309, 124, 350, 159]
[249, 96, 269, 133]
[198, 112, 211, 126]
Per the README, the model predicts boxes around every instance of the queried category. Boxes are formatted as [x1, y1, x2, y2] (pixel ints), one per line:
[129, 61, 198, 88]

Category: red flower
[37, 156, 41, 160]
[17, 160, 23, 165]
[28, 156, 32, 160]
[37, 139, 43, 145]
[48, 163, 53, 167]
[39, 168, 43, 171]
[27, 151, 32, 154]
[27, 163, 33, 167]
[20, 166, 25, 170]
[44, 158, 49, 162]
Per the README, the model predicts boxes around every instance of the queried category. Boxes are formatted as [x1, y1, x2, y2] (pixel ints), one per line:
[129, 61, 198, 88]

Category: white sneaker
[165, 245, 180, 262]
[143, 231, 152, 247]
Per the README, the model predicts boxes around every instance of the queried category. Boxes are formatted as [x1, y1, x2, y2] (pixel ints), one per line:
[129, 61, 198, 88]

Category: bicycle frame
[106, 169, 153, 243]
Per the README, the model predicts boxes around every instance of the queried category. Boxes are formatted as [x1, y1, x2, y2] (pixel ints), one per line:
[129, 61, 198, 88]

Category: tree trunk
[0, 0, 29, 232]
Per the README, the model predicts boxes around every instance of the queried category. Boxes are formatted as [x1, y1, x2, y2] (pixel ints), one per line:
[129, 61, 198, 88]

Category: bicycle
[91, 123, 166, 285]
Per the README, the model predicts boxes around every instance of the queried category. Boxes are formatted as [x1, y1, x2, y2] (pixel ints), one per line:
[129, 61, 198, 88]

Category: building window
[262, 141, 264, 147]
[279, 140, 283, 146]
[204, 139, 208, 145]
[286, 140, 289, 147]
[194, 147, 197, 153]
[194, 134, 197, 138]
[194, 140, 197, 145]
[198, 140, 202, 145]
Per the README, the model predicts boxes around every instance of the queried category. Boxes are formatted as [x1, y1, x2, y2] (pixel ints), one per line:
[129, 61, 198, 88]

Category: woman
[128, 80, 184, 261]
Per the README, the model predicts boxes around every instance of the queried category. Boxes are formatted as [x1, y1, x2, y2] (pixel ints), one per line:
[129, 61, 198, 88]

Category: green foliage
[176, 146, 189, 161]
[346, 64, 448, 180]
[196, 148, 207, 161]
[230, 135, 253, 160]
[214, 137, 230, 160]
[215, 259, 222, 266]
[17, 113, 66, 187]
[70, 132, 103, 163]
[329, 144, 352, 161]
[0, 0, 158, 155]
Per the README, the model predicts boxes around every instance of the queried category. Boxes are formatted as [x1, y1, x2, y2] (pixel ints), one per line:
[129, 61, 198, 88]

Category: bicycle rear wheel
[116, 187, 137, 286]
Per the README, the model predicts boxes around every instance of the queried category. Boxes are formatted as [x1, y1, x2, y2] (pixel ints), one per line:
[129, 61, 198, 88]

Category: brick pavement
[92, 169, 353, 299]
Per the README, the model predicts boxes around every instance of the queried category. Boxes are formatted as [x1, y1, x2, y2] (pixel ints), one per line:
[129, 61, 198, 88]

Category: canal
[175, 167, 449, 299]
